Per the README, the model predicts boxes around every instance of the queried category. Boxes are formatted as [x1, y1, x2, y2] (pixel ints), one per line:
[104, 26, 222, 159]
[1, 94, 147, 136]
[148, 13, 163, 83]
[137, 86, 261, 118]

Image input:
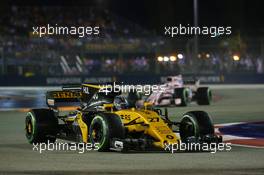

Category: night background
[1, 0, 263, 35]
[0, 1, 264, 175]
[0, 0, 263, 85]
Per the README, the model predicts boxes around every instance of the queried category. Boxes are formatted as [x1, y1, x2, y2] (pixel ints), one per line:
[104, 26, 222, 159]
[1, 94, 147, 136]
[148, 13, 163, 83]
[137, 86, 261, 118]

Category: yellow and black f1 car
[25, 83, 222, 152]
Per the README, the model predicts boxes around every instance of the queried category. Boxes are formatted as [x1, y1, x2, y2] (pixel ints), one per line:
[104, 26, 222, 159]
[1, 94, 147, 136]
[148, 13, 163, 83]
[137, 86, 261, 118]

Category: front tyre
[25, 109, 58, 144]
[179, 111, 214, 143]
[89, 113, 125, 152]
[174, 88, 189, 106]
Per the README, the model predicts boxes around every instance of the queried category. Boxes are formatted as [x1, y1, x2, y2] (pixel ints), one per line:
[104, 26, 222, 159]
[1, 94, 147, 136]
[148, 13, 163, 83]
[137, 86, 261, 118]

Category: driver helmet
[113, 96, 129, 110]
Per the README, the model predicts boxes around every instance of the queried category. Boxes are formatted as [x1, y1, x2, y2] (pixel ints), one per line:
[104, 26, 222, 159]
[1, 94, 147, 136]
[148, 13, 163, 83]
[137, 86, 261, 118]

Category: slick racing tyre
[25, 109, 58, 144]
[179, 111, 214, 143]
[89, 113, 125, 152]
[174, 88, 189, 106]
[196, 87, 212, 105]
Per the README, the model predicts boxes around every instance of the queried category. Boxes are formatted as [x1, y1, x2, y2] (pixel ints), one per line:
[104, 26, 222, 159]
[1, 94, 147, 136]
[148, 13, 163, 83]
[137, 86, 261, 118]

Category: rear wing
[46, 83, 119, 108]
[183, 79, 200, 87]
[46, 89, 82, 107]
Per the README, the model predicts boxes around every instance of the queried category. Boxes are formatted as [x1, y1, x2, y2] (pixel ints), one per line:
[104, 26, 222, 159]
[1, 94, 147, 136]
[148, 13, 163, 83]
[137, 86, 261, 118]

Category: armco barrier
[0, 74, 263, 86]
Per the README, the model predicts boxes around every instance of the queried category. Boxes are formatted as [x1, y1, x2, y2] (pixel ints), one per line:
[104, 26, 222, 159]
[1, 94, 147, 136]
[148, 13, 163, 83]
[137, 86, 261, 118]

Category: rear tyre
[174, 88, 189, 106]
[179, 111, 214, 143]
[89, 113, 125, 152]
[25, 109, 58, 144]
[196, 87, 212, 105]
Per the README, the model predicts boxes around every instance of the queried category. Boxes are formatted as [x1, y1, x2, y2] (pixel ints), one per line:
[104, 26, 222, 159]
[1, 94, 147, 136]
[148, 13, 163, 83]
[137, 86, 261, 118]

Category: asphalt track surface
[0, 86, 264, 175]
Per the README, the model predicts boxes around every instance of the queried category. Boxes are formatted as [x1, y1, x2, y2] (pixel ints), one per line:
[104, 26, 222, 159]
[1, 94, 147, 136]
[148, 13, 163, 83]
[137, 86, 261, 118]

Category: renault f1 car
[145, 75, 212, 107]
[25, 83, 221, 152]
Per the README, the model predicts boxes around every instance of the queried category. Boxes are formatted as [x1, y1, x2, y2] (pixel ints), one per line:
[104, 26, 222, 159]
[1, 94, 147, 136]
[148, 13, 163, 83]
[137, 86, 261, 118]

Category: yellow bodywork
[75, 106, 179, 149]
[76, 112, 88, 143]
[68, 84, 180, 149]
[115, 109, 180, 149]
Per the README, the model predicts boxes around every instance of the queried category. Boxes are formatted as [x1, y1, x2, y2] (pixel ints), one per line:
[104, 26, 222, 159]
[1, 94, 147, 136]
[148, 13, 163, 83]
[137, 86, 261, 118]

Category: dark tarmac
[0, 86, 264, 175]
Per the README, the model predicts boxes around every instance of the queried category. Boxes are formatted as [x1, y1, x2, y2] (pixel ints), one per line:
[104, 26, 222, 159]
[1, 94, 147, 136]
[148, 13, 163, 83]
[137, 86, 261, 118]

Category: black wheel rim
[91, 123, 104, 144]
[26, 119, 33, 136]
[182, 121, 195, 137]
[180, 117, 198, 142]
[25, 114, 35, 142]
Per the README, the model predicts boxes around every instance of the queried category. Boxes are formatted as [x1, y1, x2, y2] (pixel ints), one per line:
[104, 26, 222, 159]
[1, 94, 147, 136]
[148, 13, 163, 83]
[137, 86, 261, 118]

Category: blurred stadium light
[163, 56, 169, 62]
[157, 56, 163, 62]
[177, 54, 184, 59]
[233, 55, 240, 61]
[169, 56, 177, 61]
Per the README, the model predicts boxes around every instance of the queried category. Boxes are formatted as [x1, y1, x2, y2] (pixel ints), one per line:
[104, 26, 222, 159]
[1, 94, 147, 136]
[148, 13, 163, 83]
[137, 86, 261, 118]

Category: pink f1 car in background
[130, 75, 212, 107]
